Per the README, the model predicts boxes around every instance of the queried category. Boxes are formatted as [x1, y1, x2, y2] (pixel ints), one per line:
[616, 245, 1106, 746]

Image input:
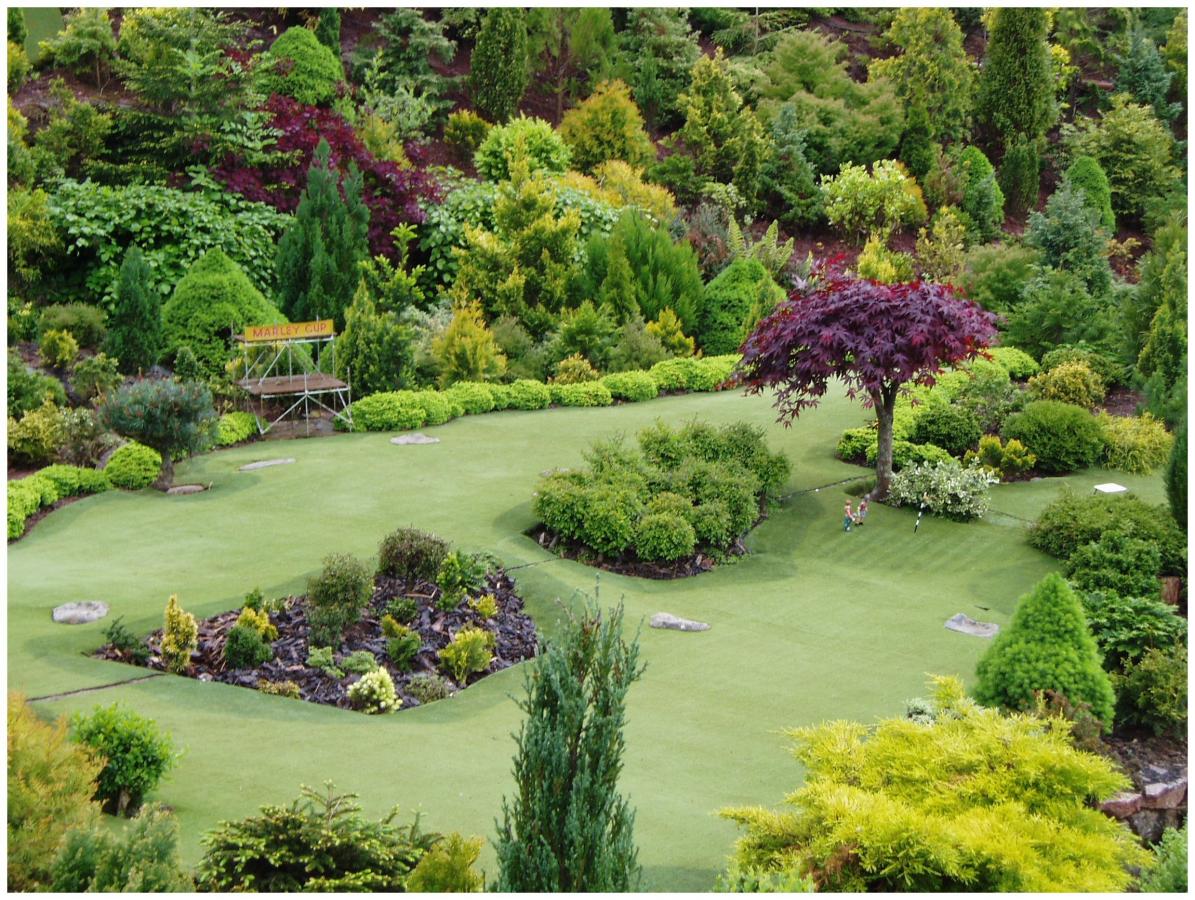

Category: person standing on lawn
[855, 498, 869, 526]
[843, 502, 854, 532]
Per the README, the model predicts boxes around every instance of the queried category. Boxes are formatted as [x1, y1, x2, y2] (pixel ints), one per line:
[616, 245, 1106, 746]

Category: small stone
[1100, 791, 1142, 818]
[390, 433, 439, 445]
[52, 601, 109, 624]
[944, 613, 1000, 638]
[1143, 779, 1187, 809]
[1129, 808, 1167, 844]
[239, 458, 295, 472]
[650, 613, 710, 632]
[166, 483, 207, 495]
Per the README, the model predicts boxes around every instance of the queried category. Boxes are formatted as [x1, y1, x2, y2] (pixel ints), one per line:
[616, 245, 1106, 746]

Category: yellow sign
[243, 320, 335, 342]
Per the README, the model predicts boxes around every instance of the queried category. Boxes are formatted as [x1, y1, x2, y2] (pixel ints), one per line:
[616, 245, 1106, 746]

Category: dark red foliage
[738, 275, 999, 420]
[211, 94, 440, 257]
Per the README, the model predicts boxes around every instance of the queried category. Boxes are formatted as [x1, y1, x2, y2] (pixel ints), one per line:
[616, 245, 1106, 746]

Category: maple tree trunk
[872, 391, 896, 501]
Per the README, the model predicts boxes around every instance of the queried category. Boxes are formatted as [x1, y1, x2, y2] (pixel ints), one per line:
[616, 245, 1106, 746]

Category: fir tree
[315, 7, 341, 53]
[598, 236, 637, 323]
[1064, 156, 1116, 233]
[998, 134, 1040, 215]
[763, 103, 823, 228]
[1165, 419, 1186, 530]
[105, 246, 161, 375]
[1116, 28, 1180, 123]
[470, 8, 528, 123]
[617, 8, 700, 129]
[976, 9, 1056, 157]
[274, 139, 370, 329]
[495, 599, 643, 892]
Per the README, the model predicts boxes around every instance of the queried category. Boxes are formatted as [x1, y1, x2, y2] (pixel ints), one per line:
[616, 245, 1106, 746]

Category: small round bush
[474, 114, 571, 181]
[690, 500, 733, 546]
[410, 390, 460, 426]
[550, 381, 613, 407]
[648, 358, 697, 392]
[533, 473, 591, 541]
[1097, 412, 1173, 474]
[260, 26, 343, 105]
[558, 79, 655, 173]
[70, 704, 175, 815]
[350, 392, 428, 432]
[1066, 531, 1162, 598]
[38, 303, 107, 349]
[506, 379, 551, 410]
[888, 459, 998, 520]
[579, 486, 638, 556]
[910, 404, 982, 457]
[377, 527, 449, 582]
[552, 353, 601, 384]
[407, 672, 454, 704]
[1002, 400, 1105, 474]
[601, 371, 659, 402]
[635, 512, 696, 561]
[837, 427, 875, 462]
[444, 109, 492, 154]
[443, 381, 495, 415]
[104, 443, 162, 490]
[223, 624, 273, 670]
[698, 258, 786, 356]
[689, 355, 739, 391]
[39, 329, 79, 370]
[986, 346, 1040, 380]
[1040, 345, 1124, 387]
[216, 412, 258, 447]
[307, 554, 372, 648]
[347, 667, 400, 714]
[1028, 361, 1106, 408]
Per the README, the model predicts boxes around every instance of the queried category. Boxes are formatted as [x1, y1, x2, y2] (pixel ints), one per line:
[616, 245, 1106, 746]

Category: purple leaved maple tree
[738, 275, 998, 499]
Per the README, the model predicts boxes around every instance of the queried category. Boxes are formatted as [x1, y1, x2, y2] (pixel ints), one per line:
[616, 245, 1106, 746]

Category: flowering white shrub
[888, 459, 998, 520]
[347, 667, 401, 714]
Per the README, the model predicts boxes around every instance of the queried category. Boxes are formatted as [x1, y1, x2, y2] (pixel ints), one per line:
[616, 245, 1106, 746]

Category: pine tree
[974, 573, 1115, 728]
[1116, 28, 1180, 123]
[495, 599, 643, 892]
[598, 236, 637, 323]
[274, 139, 370, 329]
[470, 8, 528, 123]
[976, 9, 1056, 157]
[315, 7, 341, 53]
[105, 246, 161, 375]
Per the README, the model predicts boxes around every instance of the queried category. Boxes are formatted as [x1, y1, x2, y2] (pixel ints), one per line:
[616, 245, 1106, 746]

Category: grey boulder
[650, 613, 710, 632]
[52, 601, 109, 624]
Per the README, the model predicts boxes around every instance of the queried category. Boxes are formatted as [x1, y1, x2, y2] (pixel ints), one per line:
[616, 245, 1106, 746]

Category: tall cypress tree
[976, 9, 1056, 156]
[274, 139, 369, 329]
[598, 236, 637, 324]
[470, 8, 528, 123]
[495, 599, 643, 892]
[105, 245, 161, 375]
[1166, 419, 1186, 530]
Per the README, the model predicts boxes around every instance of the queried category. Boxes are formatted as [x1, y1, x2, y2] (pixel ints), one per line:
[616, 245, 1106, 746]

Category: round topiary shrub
[1002, 400, 1105, 474]
[349, 392, 428, 432]
[579, 486, 638, 556]
[506, 379, 551, 410]
[910, 404, 983, 457]
[410, 391, 460, 426]
[377, 527, 449, 582]
[1028, 361, 1106, 408]
[601, 371, 659, 402]
[550, 381, 613, 407]
[104, 442, 162, 490]
[697, 259, 786, 356]
[474, 114, 571, 181]
[634, 512, 696, 561]
[259, 26, 344, 105]
[306, 553, 372, 648]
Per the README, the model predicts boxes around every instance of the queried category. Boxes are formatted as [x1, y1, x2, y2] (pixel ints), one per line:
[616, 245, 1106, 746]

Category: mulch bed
[94, 569, 538, 711]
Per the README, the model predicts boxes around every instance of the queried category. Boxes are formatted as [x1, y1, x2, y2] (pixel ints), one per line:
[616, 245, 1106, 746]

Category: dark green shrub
[259, 26, 343, 106]
[99, 379, 217, 489]
[315, 7, 340, 51]
[38, 303, 105, 349]
[954, 146, 1005, 242]
[1064, 156, 1116, 233]
[899, 103, 935, 180]
[634, 512, 695, 561]
[1166, 419, 1185, 529]
[385, 597, 419, 625]
[909, 404, 982, 457]
[697, 258, 786, 355]
[70, 353, 122, 403]
[1113, 645, 1187, 737]
[974, 573, 1115, 728]
[998, 135, 1039, 215]
[197, 783, 436, 891]
[470, 8, 528, 123]
[1066, 532, 1162, 598]
[377, 528, 449, 583]
[1026, 181, 1113, 296]
[51, 804, 192, 891]
[1001, 401, 1104, 474]
[8, 349, 67, 418]
[385, 627, 422, 672]
[70, 704, 175, 816]
[435, 550, 487, 610]
[407, 672, 454, 704]
[1138, 824, 1187, 892]
[341, 649, 379, 675]
[104, 442, 162, 491]
[579, 486, 640, 556]
[976, 9, 1056, 145]
[1079, 590, 1187, 672]
[224, 624, 273, 670]
[306, 554, 372, 648]
[959, 244, 1041, 314]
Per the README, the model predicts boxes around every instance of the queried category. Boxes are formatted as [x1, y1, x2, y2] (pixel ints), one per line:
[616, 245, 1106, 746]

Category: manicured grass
[8, 387, 1164, 890]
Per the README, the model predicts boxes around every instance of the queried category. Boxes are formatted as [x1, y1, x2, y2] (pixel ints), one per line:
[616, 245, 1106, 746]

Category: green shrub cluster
[307, 554, 372, 648]
[438, 626, 495, 685]
[697, 258, 786, 355]
[216, 412, 258, 447]
[444, 381, 496, 414]
[1028, 361, 1106, 407]
[1079, 590, 1186, 672]
[887, 459, 999, 520]
[104, 442, 162, 490]
[259, 26, 343, 105]
[549, 381, 613, 407]
[8, 465, 110, 539]
[1097, 412, 1173, 474]
[865, 439, 953, 471]
[1001, 400, 1105, 474]
[963, 435, 1036, 480]
[377, 527, 449, 583]
[1139, 824, 1188, 892]
[909, 404, 982, 457]
[38, 303, 107, 348]
[51, 803, 193, 892]
[347, 667, 400, 714]
[601, 371, 658, 402]
[70, 703, 175, 815]
[535, 421, 789, 562]
[1114, 644, 1187, 738]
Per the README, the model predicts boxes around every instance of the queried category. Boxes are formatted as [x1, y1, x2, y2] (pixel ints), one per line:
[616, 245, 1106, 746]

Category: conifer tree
[976, 9, 1056, 155]
[598, 236, 637, 324]
[1165, 419, 1186, 529]
[1116, 28, 1180, 123]
[998, 134, 1040, 215]
[315, 7, 341, 53]
[898, 103, 935, 180]
[274, 139, 369, 329]
[335, 281, 413, 396]
[495, 599, 643, 892]
[470, 8, 528, 123]
[105, 246, 161, 375]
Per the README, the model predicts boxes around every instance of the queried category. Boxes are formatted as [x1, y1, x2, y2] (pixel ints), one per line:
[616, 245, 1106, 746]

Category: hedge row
[8, 465, 111, 539]
[345, 355, 741, 433]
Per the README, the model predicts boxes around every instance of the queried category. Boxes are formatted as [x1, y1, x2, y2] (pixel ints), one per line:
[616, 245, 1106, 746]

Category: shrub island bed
[95, 529, 537, 713]
[531, 420, 790, 579]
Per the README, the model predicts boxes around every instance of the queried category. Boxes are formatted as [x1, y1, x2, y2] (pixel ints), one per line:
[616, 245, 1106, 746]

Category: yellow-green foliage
[7, 693, 102, 891]
[855, 234, 915, 284]
[558, 161, 677, 224]
[552, 352, 600, 384]
[346, 667, 400, 714]
[722, 676, 1145, 892]
[468, 594, 499, 619]
[257, 680, 300, 699]
[406, 833, 485, 892]
[645, 308, 694, 357]
[438, 627, 495, 685]
[559, 79, 655, 173]
[161, 594, 198, 674]
[964, 435, 1036, 480]
[1028, 360, 1106, 407]
[39, 328, 80, 369]
[235, 607, 278, 642]
[1097, 412, 1174, 474]
[432, 301, 507, 387]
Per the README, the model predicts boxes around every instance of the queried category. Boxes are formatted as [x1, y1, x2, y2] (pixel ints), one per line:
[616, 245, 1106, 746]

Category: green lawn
[7, 387, 1164, 890]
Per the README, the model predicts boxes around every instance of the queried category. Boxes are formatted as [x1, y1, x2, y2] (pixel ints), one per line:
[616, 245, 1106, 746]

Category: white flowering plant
[888, 459, 999, 521]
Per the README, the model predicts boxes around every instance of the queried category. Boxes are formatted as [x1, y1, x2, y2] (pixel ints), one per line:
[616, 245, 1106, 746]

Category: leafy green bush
[963, 435, 1036, 480]
[1165, 419, 1185, 529]
[436, 550, 487, 610]
[1066, 531, 1162, 598]
[1139, 824, 1187, 892]
[306, 554, 372, 648]
[71, 353, 122, 403]
[1026, 181, 1113, 296]
[438, 627, 495, 685]
[407, 672, 454, 704]
[470, 8, 529, 123]
[348, 667, 400, 714]
[550, 381, 614, 407]
[909, 405, 982, 457]
[162, 249, 287, 377]
[7, 473, 61, 538]
[1064, 155, 1116, 232]
[821, 159, 927, 243]
[7, 693, 102, 891]
[954, 145, 1006, 242]
[634, 512, 696, 561]
[443, 381, 495, 414]
[408, 390, 461, 426]
[1080, 590, 1186, 672]
[432, 301, 507, 387]
[259, 26, 343, 105]
[1002, 400, 1105, 474]
[38, 303, 106, 348]
[342, 649, 379, 675]
[350, 391, 428, 432]
[552, 352, 602, 384]
[444, 109, 491, 154]
[959, 246, 1042, 315]
[378, 527, 449, 583]
[406, 833, 485, 892]
[51, 804, 193, 892]
[7, 400, 67, 467]
[559, 79, 654, 174]
[1097, 412, 1173, 474]
[39, 329, 79, 370]
[474, 114, 571, 181]
[1114, 644, 1187, 737]
[506, 378, 552, 410]
[601, 371, 658, 402]
[648, 355, 737, 392]
[1040, 345, 1124, 387]
[384, 623, 421, 672]
[722, 675, 1144, 891]
[104, 442, 162, 491]
[37, 464, 110, 498]
[866, 439, 954, 471]
[986, 346, 1041, 380]
[224, 624, 274, 670]
[216, 411, 258, 446]
[38, 7, 117, 86]
[71, 704, 175, 815]
[197, 782, 435, 890]
[887, 459, 998, 520]
[697, 258, 786, 355]
[305, 646, 343, 679]
[8, 349, 67, 418]
[1028, 361, 1106, 407]
[975, 573, 1115, 727]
